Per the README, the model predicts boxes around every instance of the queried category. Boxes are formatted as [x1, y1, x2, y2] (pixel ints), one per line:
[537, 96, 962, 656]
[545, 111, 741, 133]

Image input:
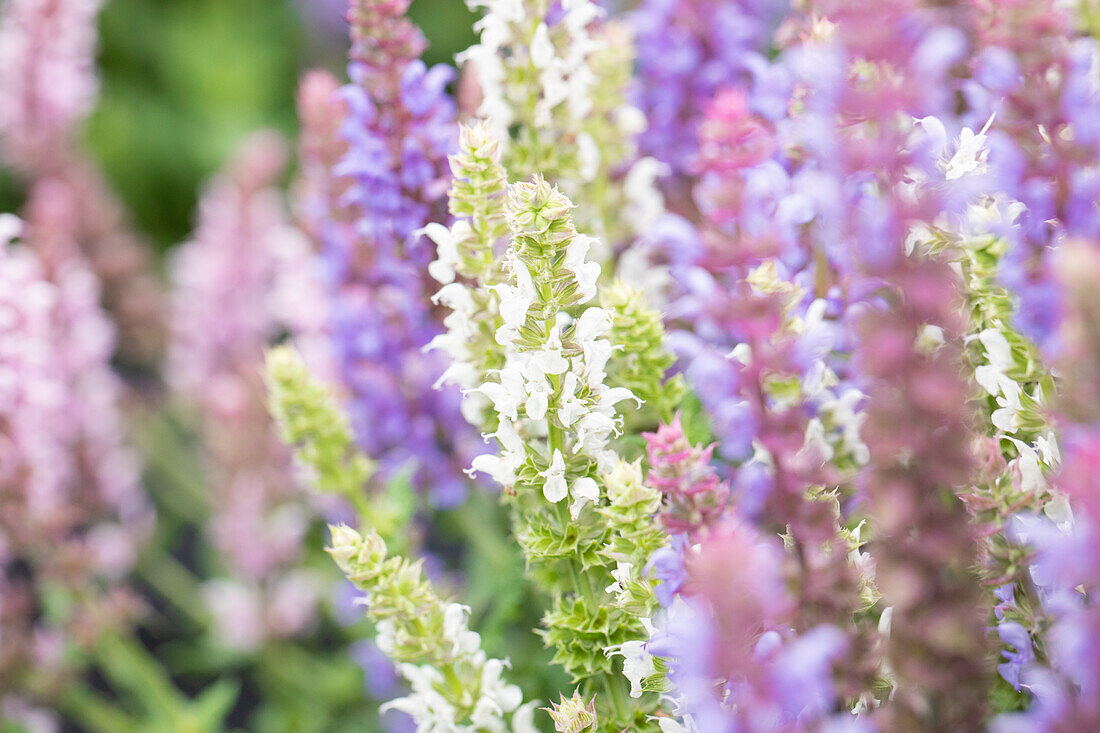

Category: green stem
[59, 685, 140, 733]
[602, 671, 630, 726]
[136, 551, 210, 629]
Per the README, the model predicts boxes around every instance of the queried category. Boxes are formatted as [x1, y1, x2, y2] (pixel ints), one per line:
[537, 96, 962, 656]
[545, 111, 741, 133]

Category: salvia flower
[330, 524, 539, 732]
[0, 189, 148, 708]
[461, 0, 665, 254]
[643, 415, 729, 540]
[649, 519, 858, 733]
[0, 0, 101, 173]
[436, 169, 664, 728]
[991, 241, 1100, 730]
[319, 0, 476, 506]
[630, 0, 788, 194]
[806, 0, 996, 726]
[169, 132, 328, 647]
[0, 0, 164, 370]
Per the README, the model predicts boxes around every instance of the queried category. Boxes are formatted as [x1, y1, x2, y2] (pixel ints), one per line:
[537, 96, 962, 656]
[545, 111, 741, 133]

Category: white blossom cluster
[915, 114, 1067, 523]
[459, 0, 603, 154]
[469, 217, 638, 516]
[379, 603, 540, 733]
[459, 0, 669, 274]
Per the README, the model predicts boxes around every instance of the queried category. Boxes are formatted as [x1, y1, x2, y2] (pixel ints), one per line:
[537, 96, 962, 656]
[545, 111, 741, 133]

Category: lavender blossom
[649, 519, 861, 732]
[317, 0, 478, 506]
[630, 0, 787, 207]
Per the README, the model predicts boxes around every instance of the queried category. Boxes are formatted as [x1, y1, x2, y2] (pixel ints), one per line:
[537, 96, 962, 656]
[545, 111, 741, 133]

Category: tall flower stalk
[0, 0, 164, 369]
[429, 117, 678, 727]
[460, 0, 667, 256]
[266, 345, 538, 732]
[0, 188, 149, 719]
[315, 0, 477, 505]
[811, 0, 996, 727]
[168, 132, 328, 649]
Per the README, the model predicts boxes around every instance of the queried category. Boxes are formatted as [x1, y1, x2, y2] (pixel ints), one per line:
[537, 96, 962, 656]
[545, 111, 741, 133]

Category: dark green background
[30, 0, 476, 252]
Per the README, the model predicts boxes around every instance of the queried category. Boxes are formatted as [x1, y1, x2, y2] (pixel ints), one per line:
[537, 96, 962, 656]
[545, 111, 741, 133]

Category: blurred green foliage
[85, 0, 476, 253]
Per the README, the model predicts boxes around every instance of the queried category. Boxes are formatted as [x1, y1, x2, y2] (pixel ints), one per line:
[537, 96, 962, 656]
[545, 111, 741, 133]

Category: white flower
[493, 256, 536, 344]
[469, 453, 512, 486]
[374, 619, 397, 655]
[566, 61, 597, 119]
[382, 664, 456, 728]
[800, 417, 835, 464]
[598, 386, 641, 413]
[825, 387, 869, 466]
[656, 718, 694, 733]
[615, 245, 671, 307]
[443, 603, 482, 657]
[729, 342, 752, 366]
[460, 389, 491, 424]
[574, 411, 616, 456]
[1037, 430, 1061, 465]
[583, 340, 614, 393]
[471, 697, 508, 733]
[570, 476, 599, 518]
[991, 376, 1022, 432]
[577, 131, 600, 182]
[615, 105, 647, 137]
[537, 60, 569, 126]
[524, 373, 551, 420]
[573, 305, 614, 343]
[605, 561, 633, 595]
[0, 213, 22, 245]
[524, 328, 570, 379]
[974, 363, 1001, 396]
[564, 235, 601, 303]
[475, 362, 526, 421]
[510, 701, 541, 733]
[623, 157, 667, 233]
[494, 417, 526, 456]
[530, 22, 554, 68]
[944, 113, 995, 180]
[1005, 437, 1045, 494]
[1044, 492, 1074, 531]
[420, 222, 466, 284]
[480, 658, 524, 712]
[978, 328, 1013, 371]
[468, 419, 526, 486]
[557, 372, 587, 427]
[605, 640, 655, 698]
[974, 328, 1024, 433]
[432, 282, 475, 315]
[541, 449, 569, 503]
[434, 357, 479, 392]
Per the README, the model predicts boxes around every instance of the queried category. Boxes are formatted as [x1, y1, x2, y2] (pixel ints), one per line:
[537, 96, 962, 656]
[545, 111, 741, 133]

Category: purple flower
[311, 1, 480, 505]
[648, 535, 688, 607]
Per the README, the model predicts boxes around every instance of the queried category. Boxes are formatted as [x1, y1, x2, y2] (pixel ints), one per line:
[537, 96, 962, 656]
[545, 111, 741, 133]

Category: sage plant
[0, 189, 149, 721]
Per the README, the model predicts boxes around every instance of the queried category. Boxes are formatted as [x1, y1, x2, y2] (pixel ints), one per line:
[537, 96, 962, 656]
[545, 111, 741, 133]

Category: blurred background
[0, 0, 476, 252]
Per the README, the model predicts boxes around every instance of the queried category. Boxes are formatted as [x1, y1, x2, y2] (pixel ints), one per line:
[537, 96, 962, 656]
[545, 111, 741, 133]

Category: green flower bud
[543, 689, 599, 733]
